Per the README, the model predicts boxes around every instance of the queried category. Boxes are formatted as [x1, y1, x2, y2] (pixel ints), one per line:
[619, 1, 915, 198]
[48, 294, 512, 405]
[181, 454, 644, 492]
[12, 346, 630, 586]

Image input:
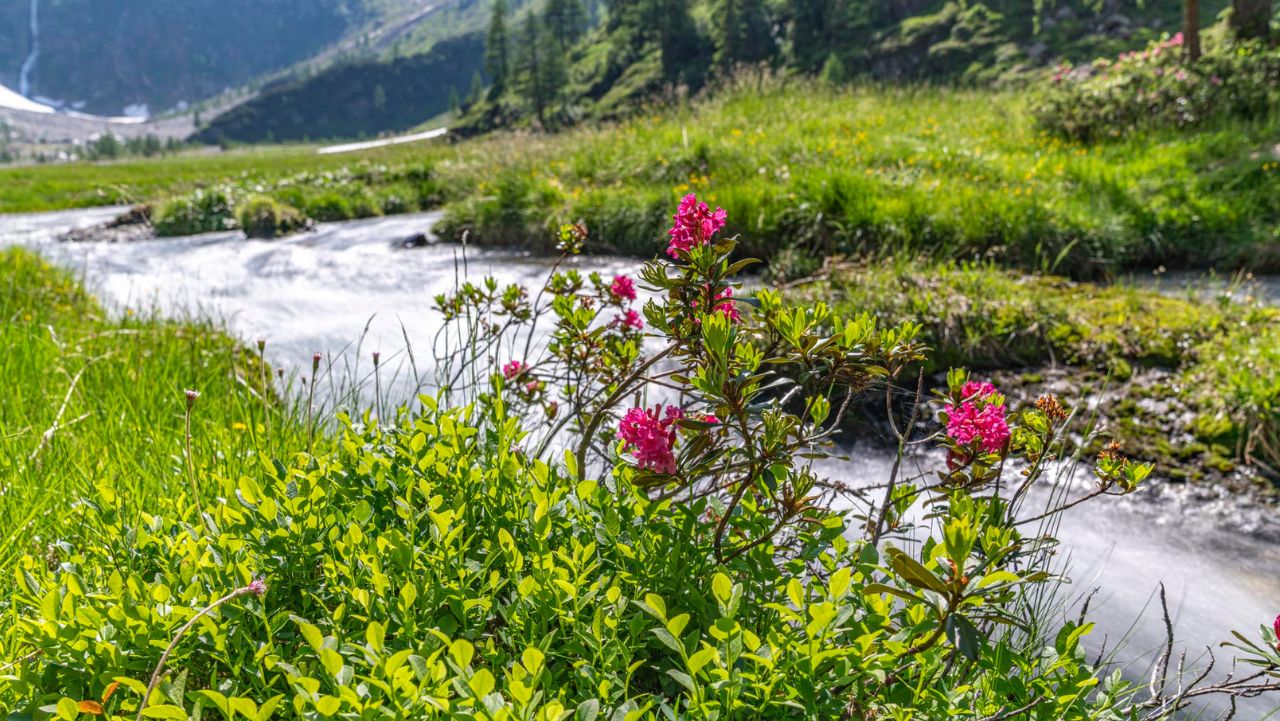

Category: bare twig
[28, 367, 86, 463]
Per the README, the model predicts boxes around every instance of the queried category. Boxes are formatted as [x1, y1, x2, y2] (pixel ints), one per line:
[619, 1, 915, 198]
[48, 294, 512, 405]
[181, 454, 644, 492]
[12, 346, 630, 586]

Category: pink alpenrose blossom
[617, 405, 684, 473]
[945, 382, 1010, 454]
[502, 360, 527, 380]
[614, 308, 644, 330]
[610, 274, 637, 301]
[667, 193, 727, 259]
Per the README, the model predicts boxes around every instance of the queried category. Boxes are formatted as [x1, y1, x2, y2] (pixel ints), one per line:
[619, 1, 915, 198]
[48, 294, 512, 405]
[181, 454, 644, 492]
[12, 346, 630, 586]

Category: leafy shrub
[236, 195, 312, 239]
[301, 191, 354, 222]
[4, 196, 1278, 720]
[1035, 32, 1280, 141]
[152, 188, 237, 236]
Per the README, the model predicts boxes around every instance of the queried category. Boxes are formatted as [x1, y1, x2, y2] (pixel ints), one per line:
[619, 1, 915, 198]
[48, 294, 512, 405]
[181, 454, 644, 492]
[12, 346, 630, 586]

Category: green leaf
[976, 571, 1021, 589]
[651, 627, 683, 654]
[945, 615, 982, 661]
[829, 567, 852, 598]
[140, 706, 187, 720]
[711, 573, 732, 604]
[862, 583, 925, 605]
[450, 639, 475, 669]
[886, 546, 950, 596]
[55, 699, 78, 721]
[314, 696, 341, 717]
[688, 647, 719, 676]
[522, 647, 545, 675]
[469, 668, 495, 697]
[366, 621, 385, 653]
[642, 593, 666, 621]
[666, 670, 696, 693]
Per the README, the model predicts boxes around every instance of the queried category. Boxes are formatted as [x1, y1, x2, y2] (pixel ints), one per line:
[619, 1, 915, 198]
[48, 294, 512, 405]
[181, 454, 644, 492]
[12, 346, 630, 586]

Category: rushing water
[2, 209, 1278, 719]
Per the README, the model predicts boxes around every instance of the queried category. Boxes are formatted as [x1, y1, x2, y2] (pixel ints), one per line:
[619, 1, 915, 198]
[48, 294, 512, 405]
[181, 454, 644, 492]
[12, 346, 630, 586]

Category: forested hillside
[194, 34, 485, 144]
[457, 0, 1229, 132]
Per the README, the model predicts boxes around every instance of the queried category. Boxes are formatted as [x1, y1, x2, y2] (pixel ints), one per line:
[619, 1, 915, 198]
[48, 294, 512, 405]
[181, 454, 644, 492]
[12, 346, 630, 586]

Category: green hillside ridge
[194, 34, 486, 144]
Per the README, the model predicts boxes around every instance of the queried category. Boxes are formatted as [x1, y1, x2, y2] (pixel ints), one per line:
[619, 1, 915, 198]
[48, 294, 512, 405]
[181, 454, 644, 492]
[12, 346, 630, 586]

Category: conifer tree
[545, 0, 588, 52]
[656, 0, 704, 84]
[714, 0, 774, 71]
[519, 14, 548, 120]
[485, 0, 511, 99]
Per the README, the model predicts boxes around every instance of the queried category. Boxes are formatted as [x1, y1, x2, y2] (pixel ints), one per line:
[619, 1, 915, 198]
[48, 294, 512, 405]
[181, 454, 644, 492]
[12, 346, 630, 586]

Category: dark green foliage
[1230, 0, 1273, 40]
[193, 34, 485, 144]
[519, 15, 550, 120]
[545, 0, 589, 50]
[465, 0, 1230, 133]
[656, 0, 708, 85]
[486, 0, 512, 98]
[712, 0, 775, 70]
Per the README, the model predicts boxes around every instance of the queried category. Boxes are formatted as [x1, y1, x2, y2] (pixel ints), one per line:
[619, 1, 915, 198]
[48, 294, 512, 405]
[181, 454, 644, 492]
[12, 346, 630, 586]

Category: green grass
[431, 79, 1280, 276]
[0, 143, 431, 213]
[0, 248, 310, 570]
[7, 81, 1280, 276]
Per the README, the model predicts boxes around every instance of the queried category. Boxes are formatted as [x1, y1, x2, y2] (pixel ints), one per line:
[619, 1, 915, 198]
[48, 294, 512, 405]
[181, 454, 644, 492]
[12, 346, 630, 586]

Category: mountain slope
[194, 33, 485, 144]
[0, 0, 430, 116]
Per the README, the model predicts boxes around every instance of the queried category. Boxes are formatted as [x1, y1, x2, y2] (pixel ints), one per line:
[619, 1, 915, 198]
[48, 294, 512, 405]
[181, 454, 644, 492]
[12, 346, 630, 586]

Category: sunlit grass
[0, 248, 314, 569]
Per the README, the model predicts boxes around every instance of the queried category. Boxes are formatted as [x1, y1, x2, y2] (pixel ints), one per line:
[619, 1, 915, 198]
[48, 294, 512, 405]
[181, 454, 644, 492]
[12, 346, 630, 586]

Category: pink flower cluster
[610, 274, 637, 301]
[617, 405, 684, 473]
[614, 308, 644, 330]
[667, 193, 727, 259]
[502, 360, 527, 380]
[608, 274, 643, 330]
[712, 287, 740, 322]
[692, 285, 741, 323]
[945, 381, 1010, 454]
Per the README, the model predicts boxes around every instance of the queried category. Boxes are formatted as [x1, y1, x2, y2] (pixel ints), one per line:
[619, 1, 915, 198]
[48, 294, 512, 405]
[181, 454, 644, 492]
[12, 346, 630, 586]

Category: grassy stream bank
[6, 82, 1280, 277]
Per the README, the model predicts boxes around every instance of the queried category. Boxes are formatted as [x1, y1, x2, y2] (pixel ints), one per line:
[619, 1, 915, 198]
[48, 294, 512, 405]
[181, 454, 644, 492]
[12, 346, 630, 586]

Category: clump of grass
[152, 187, 237, 236]
[236, 195, 310, 238]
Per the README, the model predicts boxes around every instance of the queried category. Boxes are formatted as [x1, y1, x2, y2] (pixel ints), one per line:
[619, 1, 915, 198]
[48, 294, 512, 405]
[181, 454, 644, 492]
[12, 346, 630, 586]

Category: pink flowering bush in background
[1036, 31, 1280, 140]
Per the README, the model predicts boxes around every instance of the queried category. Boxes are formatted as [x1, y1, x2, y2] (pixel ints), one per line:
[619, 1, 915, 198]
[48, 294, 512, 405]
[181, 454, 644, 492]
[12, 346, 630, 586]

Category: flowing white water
[18, 0, 38, 98]
[2, 208, 1278, 719]
[4, 209, 641, 406]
